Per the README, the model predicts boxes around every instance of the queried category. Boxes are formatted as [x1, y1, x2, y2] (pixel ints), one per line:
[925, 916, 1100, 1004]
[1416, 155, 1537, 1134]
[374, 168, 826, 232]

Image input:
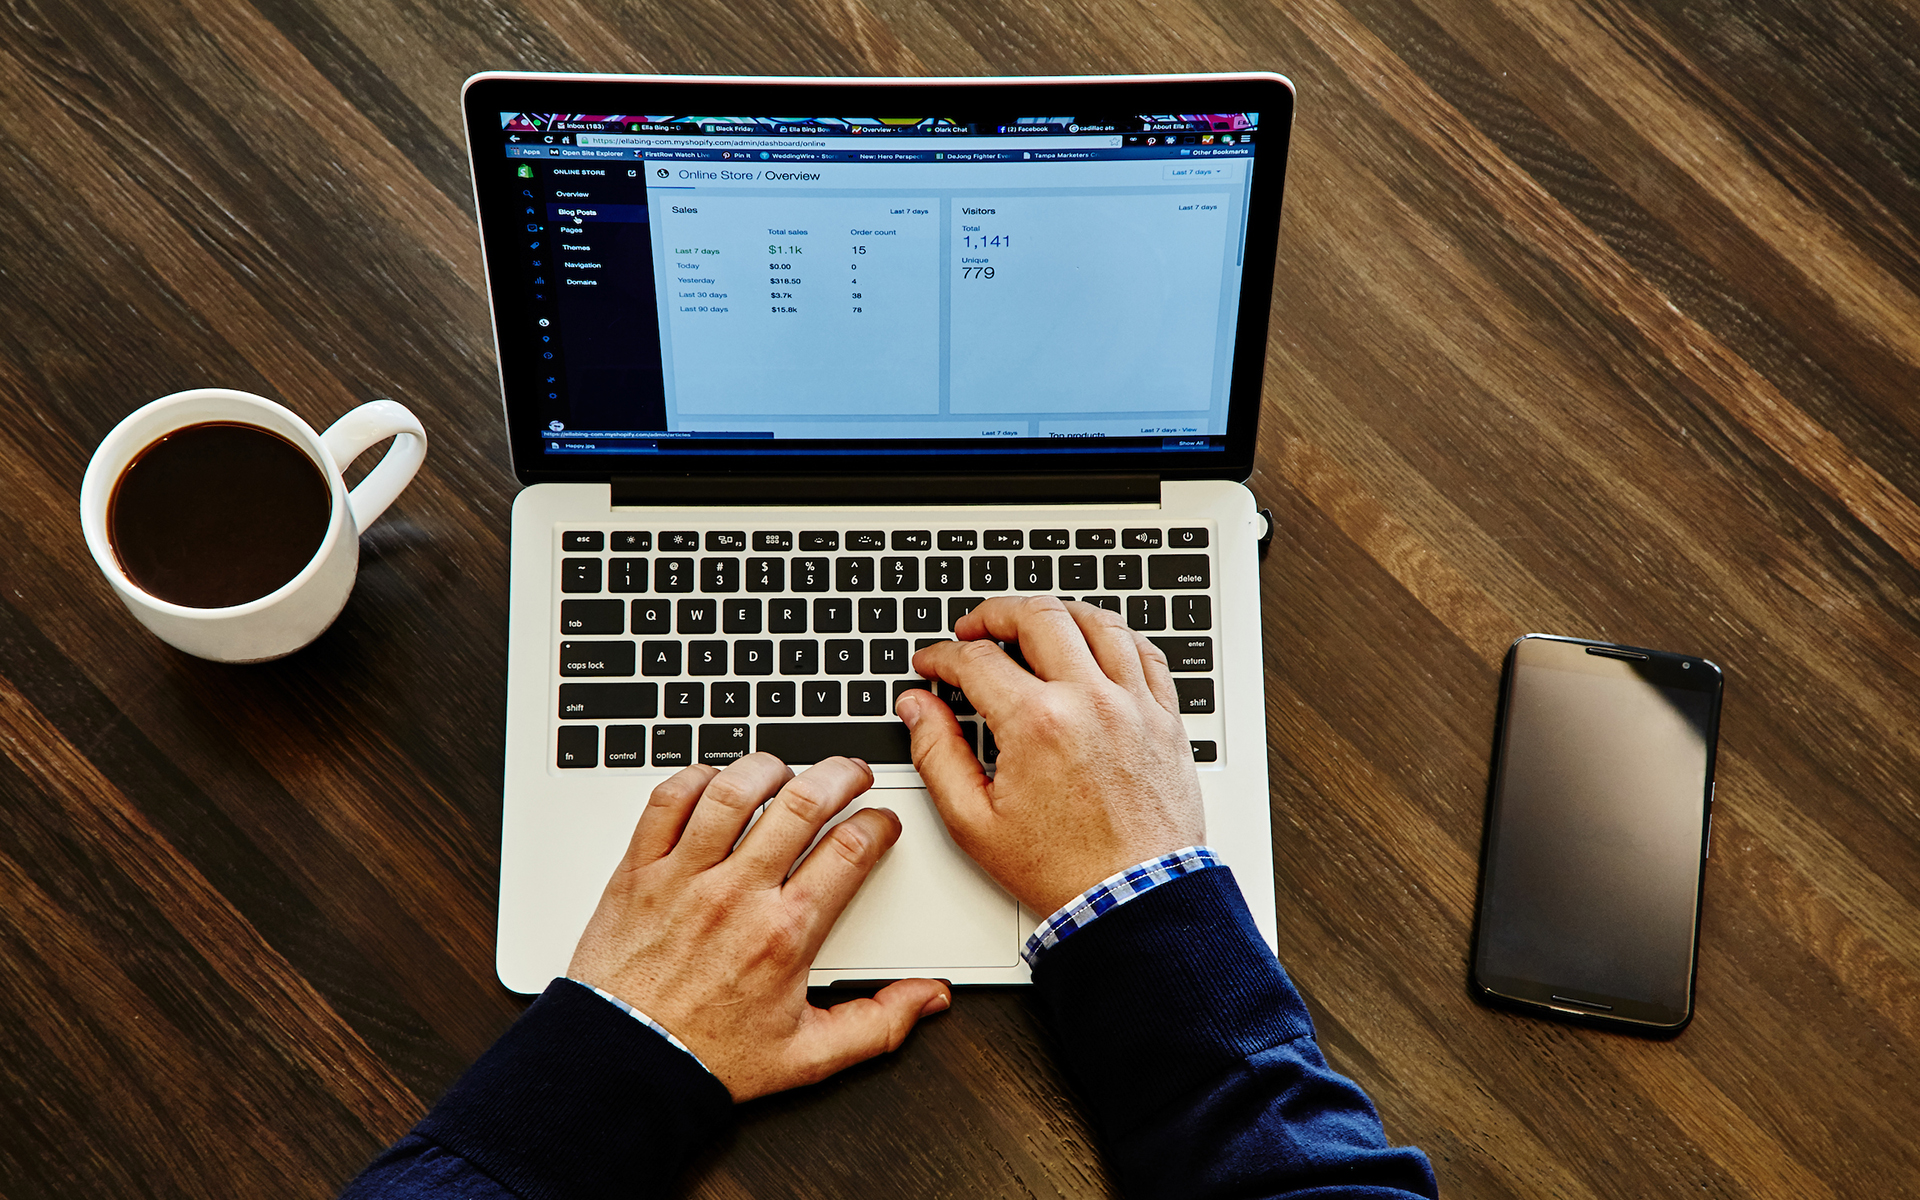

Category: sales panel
[652, 193, 940, 418]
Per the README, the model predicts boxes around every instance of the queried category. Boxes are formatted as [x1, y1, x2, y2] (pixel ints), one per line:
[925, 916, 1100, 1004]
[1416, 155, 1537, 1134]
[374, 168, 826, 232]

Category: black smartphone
[1471, 633, 1724, 1034]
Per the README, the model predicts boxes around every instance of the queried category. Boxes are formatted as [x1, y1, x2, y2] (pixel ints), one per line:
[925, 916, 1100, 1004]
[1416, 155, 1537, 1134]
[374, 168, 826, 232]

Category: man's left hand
[568, 753, 951, 1101]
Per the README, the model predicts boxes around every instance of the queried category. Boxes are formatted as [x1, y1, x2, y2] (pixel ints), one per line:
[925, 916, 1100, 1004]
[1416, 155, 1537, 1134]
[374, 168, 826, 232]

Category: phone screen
[1473, 635, 1722, 1031]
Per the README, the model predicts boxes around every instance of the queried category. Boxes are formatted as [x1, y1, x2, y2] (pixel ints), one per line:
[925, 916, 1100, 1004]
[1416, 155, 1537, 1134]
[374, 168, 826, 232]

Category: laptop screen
[463, 75, 1293, 484]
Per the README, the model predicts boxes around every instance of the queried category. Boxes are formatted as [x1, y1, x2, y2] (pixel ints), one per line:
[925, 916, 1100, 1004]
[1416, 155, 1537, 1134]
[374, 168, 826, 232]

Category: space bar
[755, 722, 914, 765]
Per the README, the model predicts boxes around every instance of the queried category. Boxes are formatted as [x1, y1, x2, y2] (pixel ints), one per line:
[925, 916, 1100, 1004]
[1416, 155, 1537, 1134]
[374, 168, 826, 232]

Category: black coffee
[108, 422, 332, 608]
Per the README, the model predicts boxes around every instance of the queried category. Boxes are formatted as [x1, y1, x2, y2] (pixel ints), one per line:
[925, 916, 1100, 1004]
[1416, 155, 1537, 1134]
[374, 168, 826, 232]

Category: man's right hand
[896, 596, 1206, 917]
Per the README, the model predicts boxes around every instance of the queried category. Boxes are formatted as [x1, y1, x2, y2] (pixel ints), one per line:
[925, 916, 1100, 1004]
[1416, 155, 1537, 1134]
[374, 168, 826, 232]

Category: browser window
[494, 112, 1262, 458]
[465, 77, 1293, 484]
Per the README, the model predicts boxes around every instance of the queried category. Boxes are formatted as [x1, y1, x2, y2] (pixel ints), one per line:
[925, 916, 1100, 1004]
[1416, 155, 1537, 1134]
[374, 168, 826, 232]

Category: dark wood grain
[1, 0, 1915, 1195]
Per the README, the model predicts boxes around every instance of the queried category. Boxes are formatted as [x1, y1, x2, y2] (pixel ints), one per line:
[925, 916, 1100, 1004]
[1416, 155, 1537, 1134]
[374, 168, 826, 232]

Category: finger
[1134, 630, 1183, 718]
[897, 689, 994, 835]
[789, 978, 951, 1085]
[781, 806, 903, 949]
[912, 636, 1045, 731]
[949, 595, 1101, 683]
[624, 764, 719, 863]
[730, 757, 875, 887]
[672, 752, 793, 870]
[1063, 600, 1151, 694]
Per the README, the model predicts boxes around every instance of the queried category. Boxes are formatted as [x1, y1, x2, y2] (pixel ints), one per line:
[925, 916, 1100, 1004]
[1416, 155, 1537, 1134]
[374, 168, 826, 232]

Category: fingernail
[920, 991, 951, 1016]
[896, 693, 921, 728]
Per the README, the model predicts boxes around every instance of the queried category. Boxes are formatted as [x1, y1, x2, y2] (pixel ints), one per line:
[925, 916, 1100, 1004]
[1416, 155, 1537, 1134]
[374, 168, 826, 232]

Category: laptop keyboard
[551, 524, 1220, 770]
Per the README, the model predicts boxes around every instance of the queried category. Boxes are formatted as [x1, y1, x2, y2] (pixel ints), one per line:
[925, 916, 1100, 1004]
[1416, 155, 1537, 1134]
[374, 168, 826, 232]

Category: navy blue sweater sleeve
[339, 978, 733, 1200]
[1031, 867, 1439, 1199]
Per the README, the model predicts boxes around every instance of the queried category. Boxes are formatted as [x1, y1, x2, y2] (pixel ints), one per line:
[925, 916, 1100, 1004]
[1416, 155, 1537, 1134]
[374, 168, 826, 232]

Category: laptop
[461, 71, 1295, 993]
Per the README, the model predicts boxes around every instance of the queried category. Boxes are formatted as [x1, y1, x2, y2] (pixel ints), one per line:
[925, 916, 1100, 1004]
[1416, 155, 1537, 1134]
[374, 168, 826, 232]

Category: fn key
[557, 725, 597, 768]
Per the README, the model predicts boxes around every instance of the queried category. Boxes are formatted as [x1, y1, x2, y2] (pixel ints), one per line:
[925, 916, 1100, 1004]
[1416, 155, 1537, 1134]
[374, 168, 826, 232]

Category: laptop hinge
[610, 473, 1161, 508]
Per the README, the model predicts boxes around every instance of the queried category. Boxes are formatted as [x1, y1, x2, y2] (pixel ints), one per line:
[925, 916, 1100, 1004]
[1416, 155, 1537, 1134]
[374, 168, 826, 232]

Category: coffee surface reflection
[108, 421, 331, 608]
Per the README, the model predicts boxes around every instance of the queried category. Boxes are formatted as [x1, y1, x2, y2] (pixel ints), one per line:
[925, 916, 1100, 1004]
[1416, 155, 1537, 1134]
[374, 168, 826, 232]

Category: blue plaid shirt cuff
[571, 980, 716, 1077]
[1021, 845, 1222, 967]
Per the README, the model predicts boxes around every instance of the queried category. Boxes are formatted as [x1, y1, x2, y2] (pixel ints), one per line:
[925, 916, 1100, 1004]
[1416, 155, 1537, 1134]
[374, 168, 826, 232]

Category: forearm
[339, 979, 733, 1200]
[340, 1135, 517, 1199]
[1031, 867, 1438, 1199]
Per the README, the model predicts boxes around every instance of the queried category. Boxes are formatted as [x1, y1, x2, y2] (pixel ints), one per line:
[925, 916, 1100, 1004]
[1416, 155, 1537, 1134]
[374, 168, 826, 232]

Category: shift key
[560, 640, 635, 676]
[1149, 636, 1214, 672]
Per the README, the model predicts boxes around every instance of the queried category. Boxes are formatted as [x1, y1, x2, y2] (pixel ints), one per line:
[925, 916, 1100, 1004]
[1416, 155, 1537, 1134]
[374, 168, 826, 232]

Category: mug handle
[321, 399, 428, 531]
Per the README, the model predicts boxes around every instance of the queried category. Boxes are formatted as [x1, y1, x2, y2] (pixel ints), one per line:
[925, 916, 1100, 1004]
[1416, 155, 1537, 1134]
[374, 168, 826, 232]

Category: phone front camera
[1682, 662, 1691, 669]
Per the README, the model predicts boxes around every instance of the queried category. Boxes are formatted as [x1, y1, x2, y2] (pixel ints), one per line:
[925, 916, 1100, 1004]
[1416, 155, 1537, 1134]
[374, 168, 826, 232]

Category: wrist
[1024, 846, 1220, 966]
[571, 978, 716, 1077]
[1032, 835, 1208, 916]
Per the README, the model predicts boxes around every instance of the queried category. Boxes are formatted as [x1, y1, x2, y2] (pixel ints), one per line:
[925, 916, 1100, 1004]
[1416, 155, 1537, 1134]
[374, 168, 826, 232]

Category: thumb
[797, 978, 952, 1080]
[897, 689, 993, 832]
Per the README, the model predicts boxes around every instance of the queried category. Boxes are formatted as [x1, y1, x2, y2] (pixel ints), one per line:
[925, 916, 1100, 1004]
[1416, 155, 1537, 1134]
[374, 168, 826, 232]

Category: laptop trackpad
[810, 785, 1022, 972]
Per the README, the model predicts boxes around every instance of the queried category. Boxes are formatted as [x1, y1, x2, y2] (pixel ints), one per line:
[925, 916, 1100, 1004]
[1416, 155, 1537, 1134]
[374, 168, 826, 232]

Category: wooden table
[3, 1, 1915, 1195]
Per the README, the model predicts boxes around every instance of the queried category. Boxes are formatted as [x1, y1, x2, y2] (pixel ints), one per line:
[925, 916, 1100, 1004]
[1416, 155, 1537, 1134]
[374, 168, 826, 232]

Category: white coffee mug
[79, 388, 427, 663]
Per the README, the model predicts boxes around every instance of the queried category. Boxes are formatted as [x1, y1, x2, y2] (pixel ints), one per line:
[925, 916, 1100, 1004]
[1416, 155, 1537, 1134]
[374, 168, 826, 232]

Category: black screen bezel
[461, 72, 1294, 486]
[1470, 633, 1724, 1034]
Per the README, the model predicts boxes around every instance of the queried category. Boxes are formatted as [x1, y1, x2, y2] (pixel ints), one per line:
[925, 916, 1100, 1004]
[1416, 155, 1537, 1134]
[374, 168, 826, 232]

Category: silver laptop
[461, 71, 1295, 993]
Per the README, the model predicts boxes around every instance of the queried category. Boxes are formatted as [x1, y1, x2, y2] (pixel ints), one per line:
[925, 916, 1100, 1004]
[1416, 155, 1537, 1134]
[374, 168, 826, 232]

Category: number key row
[562, 553, 1211, 595]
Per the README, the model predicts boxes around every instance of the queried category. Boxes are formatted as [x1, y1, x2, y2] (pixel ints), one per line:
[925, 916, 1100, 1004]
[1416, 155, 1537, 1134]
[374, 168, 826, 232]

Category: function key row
[562, 527, 1210, 554]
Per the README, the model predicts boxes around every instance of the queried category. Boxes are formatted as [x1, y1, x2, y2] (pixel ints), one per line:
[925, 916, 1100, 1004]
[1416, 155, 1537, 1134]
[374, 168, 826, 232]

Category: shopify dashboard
[491, 112, 1265, 457]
